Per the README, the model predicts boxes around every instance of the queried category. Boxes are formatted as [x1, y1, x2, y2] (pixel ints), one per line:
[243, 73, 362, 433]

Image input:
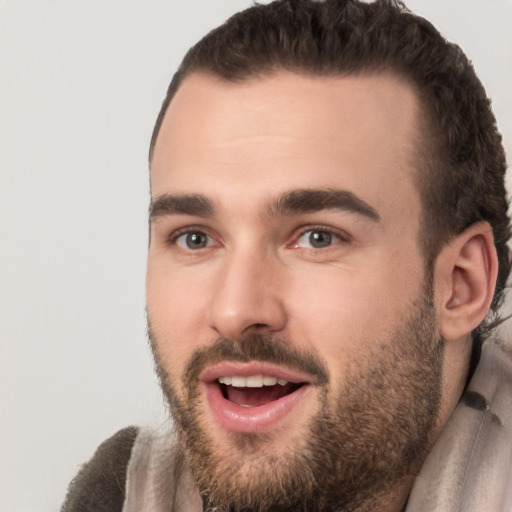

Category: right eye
[174, 231, 214, 250]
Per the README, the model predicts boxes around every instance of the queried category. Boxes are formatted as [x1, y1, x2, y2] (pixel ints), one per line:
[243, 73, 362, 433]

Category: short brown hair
[150, 0, 510, 346]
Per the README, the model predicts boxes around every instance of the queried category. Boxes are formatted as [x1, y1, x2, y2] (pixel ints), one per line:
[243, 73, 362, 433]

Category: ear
[435, 222, 498, 341]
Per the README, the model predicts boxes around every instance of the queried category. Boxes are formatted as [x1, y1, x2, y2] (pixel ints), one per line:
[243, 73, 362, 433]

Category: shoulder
[61, 426, 139, 512]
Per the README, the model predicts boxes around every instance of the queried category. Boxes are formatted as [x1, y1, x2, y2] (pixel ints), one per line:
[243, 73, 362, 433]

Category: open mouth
[217, 375, 304, 407]
[201, 364, 312, 433]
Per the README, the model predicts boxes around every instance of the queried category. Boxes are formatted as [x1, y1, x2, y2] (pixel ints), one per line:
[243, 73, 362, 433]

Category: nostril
[241, 322, 271, 336]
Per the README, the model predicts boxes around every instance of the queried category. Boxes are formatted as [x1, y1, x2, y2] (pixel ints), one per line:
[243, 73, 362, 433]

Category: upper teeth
[218, 375, 289, 387]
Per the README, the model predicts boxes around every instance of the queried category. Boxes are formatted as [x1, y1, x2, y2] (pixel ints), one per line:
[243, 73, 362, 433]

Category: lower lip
[203, 382, 310, 433]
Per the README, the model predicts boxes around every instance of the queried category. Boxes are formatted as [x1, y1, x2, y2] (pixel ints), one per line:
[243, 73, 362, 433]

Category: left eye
[296, 230, 341, 249]
[175, 231, 214, 250]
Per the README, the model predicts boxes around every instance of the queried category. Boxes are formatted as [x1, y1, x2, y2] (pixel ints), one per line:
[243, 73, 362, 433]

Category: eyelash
[290, 225, 351, 249]
[165, 224, 351, 253]
[166, 226, 216, 249]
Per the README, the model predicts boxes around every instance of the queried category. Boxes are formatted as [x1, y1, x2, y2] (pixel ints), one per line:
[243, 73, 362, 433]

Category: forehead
[150, 71, 422, 227]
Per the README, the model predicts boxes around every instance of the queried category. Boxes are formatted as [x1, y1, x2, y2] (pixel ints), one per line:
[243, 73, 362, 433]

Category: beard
[148, 282, 443, 512]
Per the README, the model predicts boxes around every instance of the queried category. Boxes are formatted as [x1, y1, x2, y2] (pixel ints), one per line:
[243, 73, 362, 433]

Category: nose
[207, 248, 287, 339]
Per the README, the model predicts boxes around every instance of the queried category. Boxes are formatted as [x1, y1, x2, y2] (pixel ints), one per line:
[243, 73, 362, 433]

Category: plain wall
[0, 1, 510, 510]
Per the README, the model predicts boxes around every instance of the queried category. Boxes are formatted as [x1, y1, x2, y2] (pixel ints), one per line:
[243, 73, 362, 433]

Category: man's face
[147, 72, 444, 510]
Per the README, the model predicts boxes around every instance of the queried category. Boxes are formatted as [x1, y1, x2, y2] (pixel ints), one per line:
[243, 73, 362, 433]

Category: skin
[147, 71, 475, 511]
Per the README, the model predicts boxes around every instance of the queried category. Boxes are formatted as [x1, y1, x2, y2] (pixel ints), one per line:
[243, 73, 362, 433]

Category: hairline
[149, 66, 438, 263]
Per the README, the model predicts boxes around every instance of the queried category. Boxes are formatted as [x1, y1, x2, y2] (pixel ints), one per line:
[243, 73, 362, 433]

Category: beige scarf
[407, 339, 512, 511]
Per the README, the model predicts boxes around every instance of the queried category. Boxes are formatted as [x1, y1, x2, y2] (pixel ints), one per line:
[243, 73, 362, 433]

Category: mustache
[183, 335, 329, 388]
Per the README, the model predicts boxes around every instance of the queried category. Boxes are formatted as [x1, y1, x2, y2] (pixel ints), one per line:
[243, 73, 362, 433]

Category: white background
[0, 1, 511, 511]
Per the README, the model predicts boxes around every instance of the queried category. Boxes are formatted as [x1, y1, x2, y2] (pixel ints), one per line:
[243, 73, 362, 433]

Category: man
[62, 1, 512, 511]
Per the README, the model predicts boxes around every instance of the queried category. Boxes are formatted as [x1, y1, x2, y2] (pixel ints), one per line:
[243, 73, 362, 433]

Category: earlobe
[437, 222, 498, 341]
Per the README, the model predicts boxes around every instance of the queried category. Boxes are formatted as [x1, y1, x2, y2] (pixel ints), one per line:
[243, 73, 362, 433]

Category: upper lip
[199, 361, 313, 385]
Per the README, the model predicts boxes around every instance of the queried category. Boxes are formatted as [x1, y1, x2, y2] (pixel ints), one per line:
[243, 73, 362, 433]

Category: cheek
[147, 253, 210, 324]
[146, 260, 211, 380]
[286, 256, 423, 380]
[289, 277, 381, 367]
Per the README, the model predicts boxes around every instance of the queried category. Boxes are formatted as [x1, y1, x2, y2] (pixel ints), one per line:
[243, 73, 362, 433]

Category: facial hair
[148, 284, 443, 512]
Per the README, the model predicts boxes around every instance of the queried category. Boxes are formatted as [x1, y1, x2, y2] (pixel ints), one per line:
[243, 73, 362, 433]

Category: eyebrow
[150, 194, 215, 220]
[266, 188, 380, 222]
[149, 188, 380, 223]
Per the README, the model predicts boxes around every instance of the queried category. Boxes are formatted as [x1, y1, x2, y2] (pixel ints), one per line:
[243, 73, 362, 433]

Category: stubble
[148, 283, 443, 512]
